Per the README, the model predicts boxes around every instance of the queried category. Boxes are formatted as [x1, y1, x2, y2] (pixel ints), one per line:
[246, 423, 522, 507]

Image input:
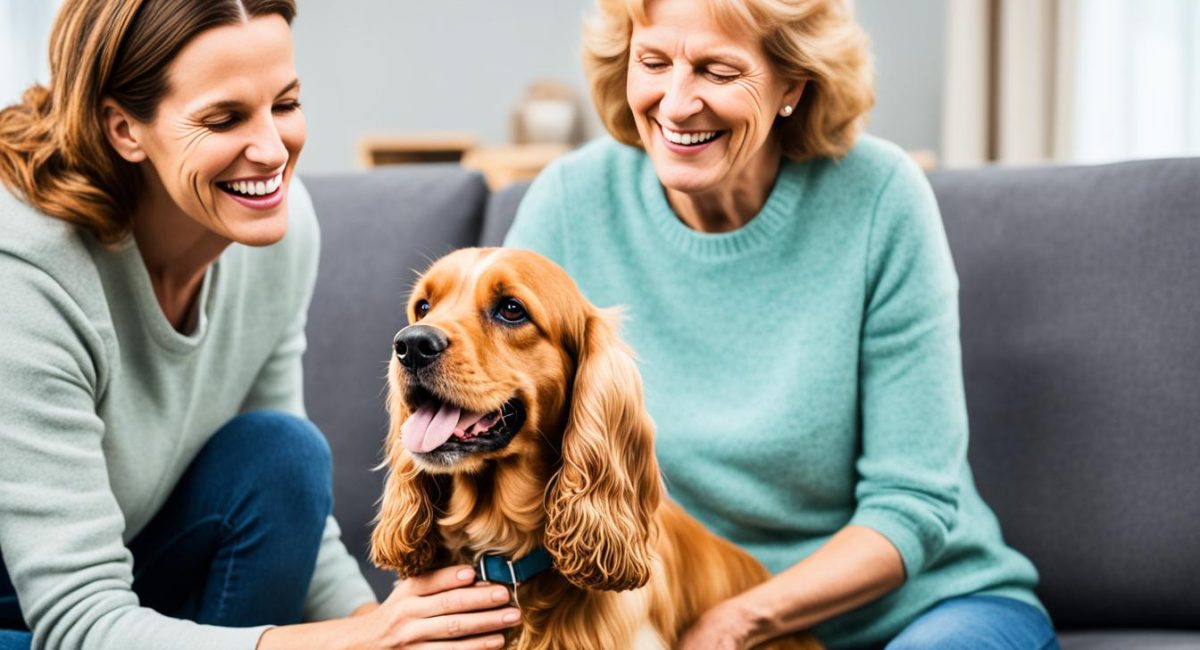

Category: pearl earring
[780, 105, 794, 117]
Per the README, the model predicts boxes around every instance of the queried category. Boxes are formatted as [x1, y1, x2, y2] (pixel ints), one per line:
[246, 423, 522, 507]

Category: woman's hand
[256, 565, 521, 650]
[675, 600, 755, 650]
[360, 565, 522, 649]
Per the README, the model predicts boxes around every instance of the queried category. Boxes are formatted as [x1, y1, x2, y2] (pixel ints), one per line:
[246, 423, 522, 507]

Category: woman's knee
[220, 410, 331, 468]
[0, 630, 31, 650]
[214, 411, 333, 514]
[886, 596, 1057, 650]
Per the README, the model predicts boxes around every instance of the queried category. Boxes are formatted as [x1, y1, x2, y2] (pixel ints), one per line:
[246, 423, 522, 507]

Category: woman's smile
[216, 171, 287, 210]
[657, 120, 727, 155]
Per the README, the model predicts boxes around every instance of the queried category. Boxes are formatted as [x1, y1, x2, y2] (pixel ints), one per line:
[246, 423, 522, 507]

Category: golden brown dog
[371, 247, 822, 650]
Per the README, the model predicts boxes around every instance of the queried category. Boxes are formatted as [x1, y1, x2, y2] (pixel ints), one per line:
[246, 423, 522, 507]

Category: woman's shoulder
[0, 184, 106, 302]
[824, 133, 913, 184]
[801, 134, 931, 209]
[0, 186, 112, 382]
[1, 184, 87, 254]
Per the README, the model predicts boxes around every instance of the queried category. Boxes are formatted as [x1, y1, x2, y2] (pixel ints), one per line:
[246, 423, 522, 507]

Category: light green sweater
[505, 136, 1043, 648]
[0, 180, 376, 650]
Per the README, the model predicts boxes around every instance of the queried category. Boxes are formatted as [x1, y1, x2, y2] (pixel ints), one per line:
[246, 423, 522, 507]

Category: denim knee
[218, 411, 333, 521]
[886, 596, 1057, 650]
[0, 630, 30, 650]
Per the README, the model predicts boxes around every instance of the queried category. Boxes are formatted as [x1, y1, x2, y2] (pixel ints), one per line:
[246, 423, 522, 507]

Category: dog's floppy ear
[370, 366, 443, 578]
[544, 308, 661, 591]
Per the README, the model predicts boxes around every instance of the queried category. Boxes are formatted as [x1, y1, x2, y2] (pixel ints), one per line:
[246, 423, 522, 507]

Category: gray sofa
[300, 154, 1200, 648]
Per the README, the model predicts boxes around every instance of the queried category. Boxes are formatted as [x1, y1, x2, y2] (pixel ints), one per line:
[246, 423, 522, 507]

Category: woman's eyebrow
[275, 78, 300, 98]
[694, 51, 752, 68]
[630, 41, 751, 69]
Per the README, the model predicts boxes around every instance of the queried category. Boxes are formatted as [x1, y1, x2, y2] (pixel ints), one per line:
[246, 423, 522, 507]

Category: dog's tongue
[401, 402, 487, 453]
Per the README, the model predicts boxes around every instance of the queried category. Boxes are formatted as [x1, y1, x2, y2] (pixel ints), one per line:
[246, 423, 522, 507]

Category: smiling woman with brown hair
[0, 2, 520, 649]
[505, 0, 1058, 648]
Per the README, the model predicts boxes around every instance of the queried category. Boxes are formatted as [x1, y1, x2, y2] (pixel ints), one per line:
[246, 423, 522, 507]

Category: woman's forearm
[256, 607, 380, 650]
[256, 617, 370, 650]
[730, 525, 906, 646]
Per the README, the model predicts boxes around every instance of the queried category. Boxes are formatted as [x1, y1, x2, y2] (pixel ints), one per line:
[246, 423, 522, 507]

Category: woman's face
[627, 0, 800, 196]
[120, 14, 305, 247]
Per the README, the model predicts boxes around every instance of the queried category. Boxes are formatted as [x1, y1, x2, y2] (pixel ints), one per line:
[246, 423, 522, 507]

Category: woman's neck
[131, 185, 230, 331]
[664, 141, 783, 233]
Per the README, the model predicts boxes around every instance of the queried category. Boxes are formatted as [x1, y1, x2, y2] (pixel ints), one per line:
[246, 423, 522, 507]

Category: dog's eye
[494, 298, 528, 324]
[414, 299, 431, 320]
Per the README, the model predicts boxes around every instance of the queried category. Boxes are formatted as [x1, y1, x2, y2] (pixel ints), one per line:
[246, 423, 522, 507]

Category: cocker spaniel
[371, 248, 822, 650]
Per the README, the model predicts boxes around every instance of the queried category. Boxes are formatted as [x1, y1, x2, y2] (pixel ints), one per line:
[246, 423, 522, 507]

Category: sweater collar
[639, 153, 809, 260]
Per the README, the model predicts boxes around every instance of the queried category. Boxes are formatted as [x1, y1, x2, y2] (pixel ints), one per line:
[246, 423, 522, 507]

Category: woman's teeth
[661, 125, 720, 146]
[220, 173, 283, 197]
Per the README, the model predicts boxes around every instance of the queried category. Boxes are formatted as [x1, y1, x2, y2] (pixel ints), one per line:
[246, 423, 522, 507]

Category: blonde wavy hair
[583, 0, 875, 161]
[0, 0, 295, 245]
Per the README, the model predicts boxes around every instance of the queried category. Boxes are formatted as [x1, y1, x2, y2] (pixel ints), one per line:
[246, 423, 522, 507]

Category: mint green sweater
[0, 181, 376, 650]
[505, 136, 1042, 648]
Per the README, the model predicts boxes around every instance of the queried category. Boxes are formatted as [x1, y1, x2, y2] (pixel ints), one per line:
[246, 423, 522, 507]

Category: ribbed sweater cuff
[849, 507, 931, 578]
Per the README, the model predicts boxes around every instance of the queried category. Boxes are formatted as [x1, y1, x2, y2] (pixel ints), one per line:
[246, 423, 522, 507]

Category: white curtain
[0, 0, 62, 107]
[942, 0, 1199, 167]
[942, 0, 1073, 167]
[1070, 0, 1200, 164]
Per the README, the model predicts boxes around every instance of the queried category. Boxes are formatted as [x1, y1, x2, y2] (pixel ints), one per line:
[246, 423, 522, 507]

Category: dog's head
[371, 248, 660, 591]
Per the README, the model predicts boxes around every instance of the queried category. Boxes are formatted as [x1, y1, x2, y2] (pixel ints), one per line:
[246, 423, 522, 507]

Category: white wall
[857, 0, 946, 156]
[0, 0, 61, 107]
[292, 0, 597, 173]
[292, 0, 948, 173]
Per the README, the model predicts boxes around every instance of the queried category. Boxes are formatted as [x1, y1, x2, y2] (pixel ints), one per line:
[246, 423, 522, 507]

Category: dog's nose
[393, 325, 449, 370]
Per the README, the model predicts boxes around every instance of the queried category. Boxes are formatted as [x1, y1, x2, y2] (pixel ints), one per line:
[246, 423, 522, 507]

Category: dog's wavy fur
[371, 248, 821, 650]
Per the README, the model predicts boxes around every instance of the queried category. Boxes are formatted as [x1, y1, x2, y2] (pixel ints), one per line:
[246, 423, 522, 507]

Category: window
[1069, 0, 1200, 163]
[0, 1, 62, 107]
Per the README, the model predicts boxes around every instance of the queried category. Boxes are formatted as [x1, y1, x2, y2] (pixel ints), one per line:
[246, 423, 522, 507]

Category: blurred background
[3, 0, 1197, 184]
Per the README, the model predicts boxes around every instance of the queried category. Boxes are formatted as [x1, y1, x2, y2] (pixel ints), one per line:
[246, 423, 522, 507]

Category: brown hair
[583, 0, 875, 161]
[0, 0, 296, 244]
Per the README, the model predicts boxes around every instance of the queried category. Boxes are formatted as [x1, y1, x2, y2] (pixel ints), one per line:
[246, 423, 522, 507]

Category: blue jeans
[0, 411, 334, 649]
[885, 594, 1059, 650]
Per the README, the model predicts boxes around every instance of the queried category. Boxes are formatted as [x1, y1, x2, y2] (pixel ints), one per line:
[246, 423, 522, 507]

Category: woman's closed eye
[704, 66, 740, 82]
[204, 113, 243, 132]
[637, 58, 670, 72]
[273, 99, 302, 114]
[202, 101, 300, 132]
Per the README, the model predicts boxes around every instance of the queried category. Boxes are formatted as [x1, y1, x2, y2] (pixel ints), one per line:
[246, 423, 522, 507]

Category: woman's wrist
[256, 614, 373, 650]
[722, 593, 783, 647]
[351, 601, 381, 617]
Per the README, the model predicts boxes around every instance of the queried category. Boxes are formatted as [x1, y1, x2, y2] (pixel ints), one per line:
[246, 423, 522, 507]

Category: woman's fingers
[379, 567, 520, 648]
[404, 607, 522, 644]
[400, 565, 478, 597]
[408, 634, 509, 650]
[410, 584, 514, 619]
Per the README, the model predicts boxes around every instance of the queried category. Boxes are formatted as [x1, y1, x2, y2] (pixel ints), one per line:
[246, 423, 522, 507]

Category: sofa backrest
[302, 165, 489, 594]
[930, 159, 1200, 630]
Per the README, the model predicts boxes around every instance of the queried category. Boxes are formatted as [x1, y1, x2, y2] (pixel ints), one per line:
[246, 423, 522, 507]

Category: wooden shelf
[461, 143, 571, 190]
[357, 132, 478, 167]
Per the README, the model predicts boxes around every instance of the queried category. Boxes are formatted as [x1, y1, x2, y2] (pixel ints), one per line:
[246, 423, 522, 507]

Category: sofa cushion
[1059, 631, 1200, 649]
[931, 158, 1200, 630]
[301, 165, 489, 596]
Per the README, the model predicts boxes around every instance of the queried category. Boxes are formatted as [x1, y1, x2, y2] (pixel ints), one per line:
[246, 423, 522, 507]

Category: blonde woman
[0, 1, 520, 649]
[505, 0, 1057, 648]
